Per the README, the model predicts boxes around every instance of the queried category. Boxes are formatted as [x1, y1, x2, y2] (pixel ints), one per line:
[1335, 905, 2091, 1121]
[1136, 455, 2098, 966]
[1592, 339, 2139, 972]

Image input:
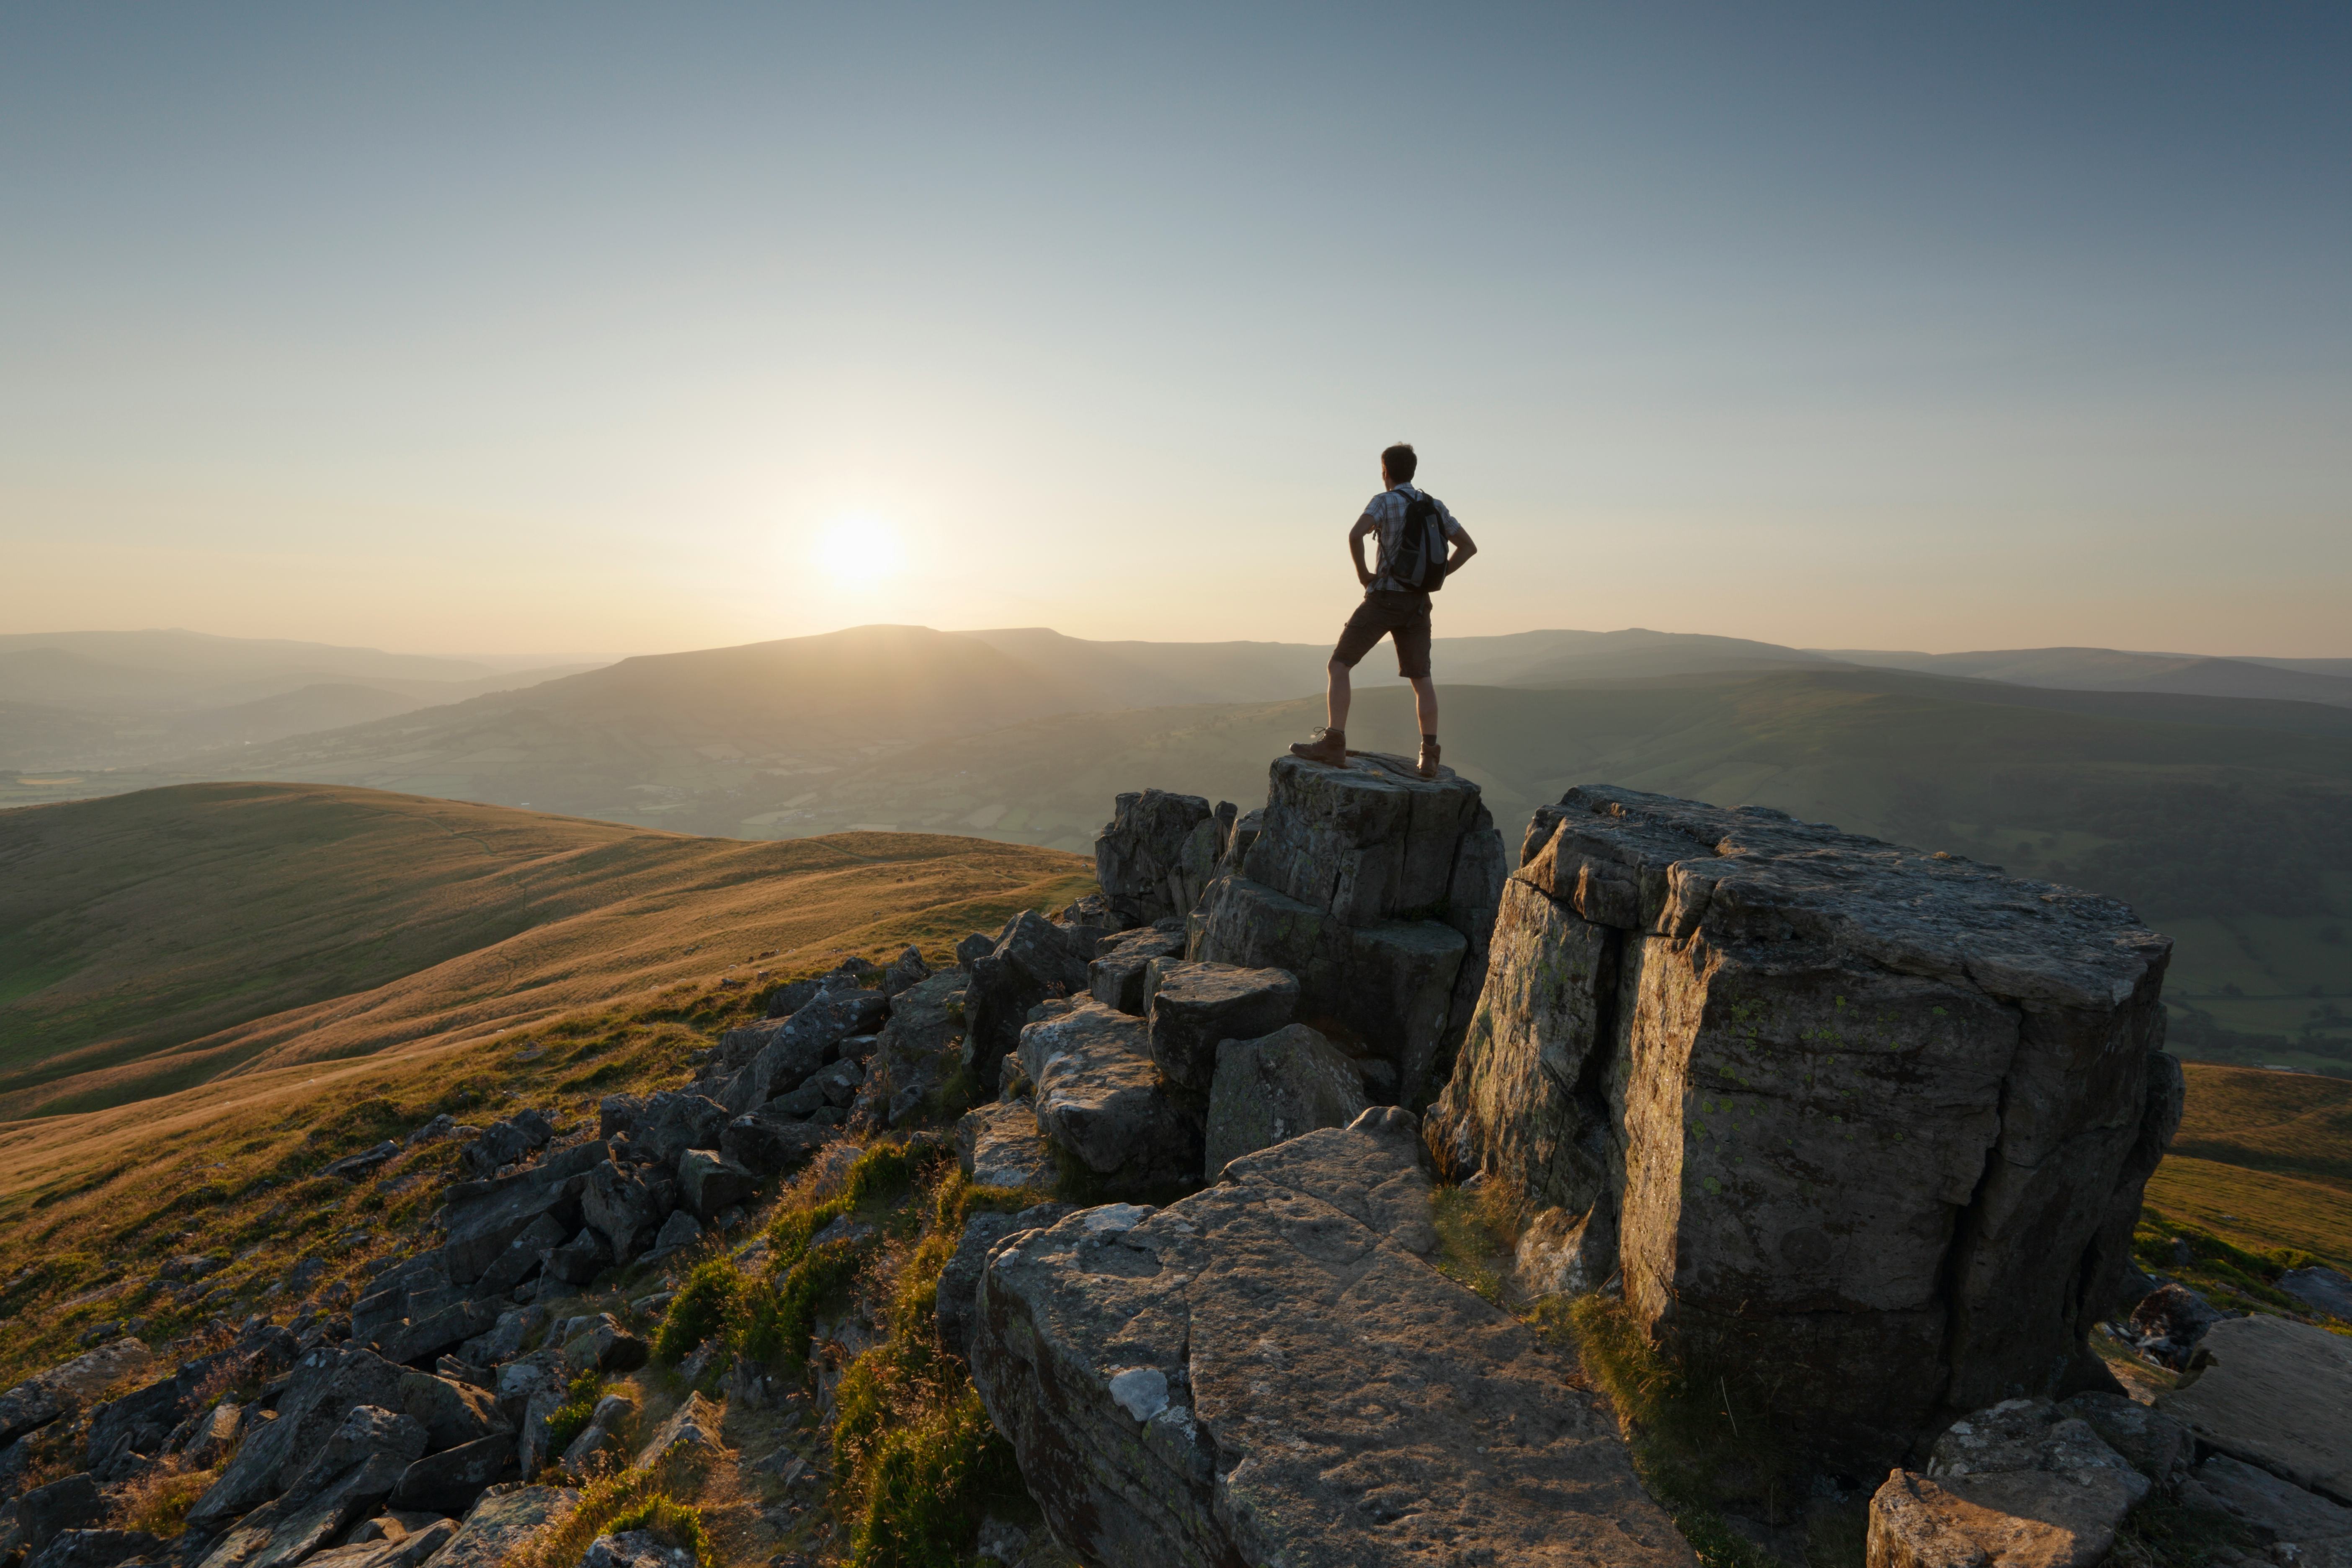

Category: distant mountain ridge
[1822, 644, 2352, 707]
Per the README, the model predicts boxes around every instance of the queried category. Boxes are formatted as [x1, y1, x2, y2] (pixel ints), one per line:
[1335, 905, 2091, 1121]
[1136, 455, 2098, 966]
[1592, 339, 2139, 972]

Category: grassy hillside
[0, 782, 1091, 1119]
[2148, 1063, 2352, 1269]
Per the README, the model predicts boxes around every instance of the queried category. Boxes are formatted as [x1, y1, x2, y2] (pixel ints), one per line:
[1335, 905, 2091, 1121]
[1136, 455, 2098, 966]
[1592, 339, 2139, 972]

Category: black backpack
[1387, 491, 1450, 593]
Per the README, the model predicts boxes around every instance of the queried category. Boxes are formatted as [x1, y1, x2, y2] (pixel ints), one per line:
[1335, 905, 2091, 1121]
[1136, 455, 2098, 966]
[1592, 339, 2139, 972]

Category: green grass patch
[653, 1260, 745, 1364]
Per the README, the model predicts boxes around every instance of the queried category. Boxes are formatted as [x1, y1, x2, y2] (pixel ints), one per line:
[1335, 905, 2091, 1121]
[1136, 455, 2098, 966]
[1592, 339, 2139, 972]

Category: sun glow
[812, 518, 907, 590]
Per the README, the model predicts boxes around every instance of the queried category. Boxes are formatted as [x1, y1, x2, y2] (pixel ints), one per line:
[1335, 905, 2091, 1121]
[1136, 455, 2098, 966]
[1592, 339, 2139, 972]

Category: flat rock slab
[2159, 1313, 2352, 1504]
[956, 1101, 1059, 1191]
[1868, 1467, 2135, 1568]
[971, 1111, 1694, 1568]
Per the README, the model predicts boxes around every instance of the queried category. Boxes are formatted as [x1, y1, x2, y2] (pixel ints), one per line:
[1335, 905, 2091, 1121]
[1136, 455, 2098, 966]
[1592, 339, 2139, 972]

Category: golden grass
[2172, 1062, 2352, 1186]
[2143, 1157, 2352, 1269]
[0, 782, 1091, 1121]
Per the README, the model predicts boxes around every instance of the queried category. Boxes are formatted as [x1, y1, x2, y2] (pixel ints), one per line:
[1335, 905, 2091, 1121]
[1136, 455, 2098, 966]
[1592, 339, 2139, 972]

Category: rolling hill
[0, 629, 596, 772]
[1826, 645, 2352, 707]
[0, 781, 1092, 1120]
[2146, 1062, 2352, 1268]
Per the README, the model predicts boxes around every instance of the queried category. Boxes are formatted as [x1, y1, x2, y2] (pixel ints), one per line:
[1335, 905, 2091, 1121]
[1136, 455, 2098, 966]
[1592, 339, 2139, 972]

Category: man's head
[1380, 443, 1417, 487]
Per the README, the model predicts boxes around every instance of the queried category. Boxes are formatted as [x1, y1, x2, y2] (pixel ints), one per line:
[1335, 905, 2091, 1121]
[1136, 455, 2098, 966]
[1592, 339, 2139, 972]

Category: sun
[812, 517, 907, 589]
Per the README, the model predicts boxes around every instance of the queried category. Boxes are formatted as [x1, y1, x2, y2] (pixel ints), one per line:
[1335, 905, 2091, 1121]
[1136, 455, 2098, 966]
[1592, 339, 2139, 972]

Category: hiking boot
[1288, 727, 1347, 767]
[1417, 738, 1441, 779]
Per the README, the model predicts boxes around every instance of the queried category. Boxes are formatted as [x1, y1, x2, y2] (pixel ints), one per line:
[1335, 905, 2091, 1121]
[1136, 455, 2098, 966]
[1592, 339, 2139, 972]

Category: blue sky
[3, 3, 2346, 655]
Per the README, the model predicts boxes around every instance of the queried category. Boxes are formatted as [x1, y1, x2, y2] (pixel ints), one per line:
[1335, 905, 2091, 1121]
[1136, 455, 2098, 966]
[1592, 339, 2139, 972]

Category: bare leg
[1326, 660, 1353, 732]
[1409, 675, 1437, 736]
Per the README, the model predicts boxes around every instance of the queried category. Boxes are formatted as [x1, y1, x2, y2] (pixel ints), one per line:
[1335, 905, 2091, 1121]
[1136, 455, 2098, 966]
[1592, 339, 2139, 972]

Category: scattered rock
[1429, 785, 2179, 1470]
[970, 1110, 1690, 1568]
[865, 971, 968, 1127]
[1865, 1397, 2152, 1568]
[1143, 961, 1300, 1098]
[720, 986, 888, 1114]
[580, 1161, 676, 1266]
[2057, 1390, 2193, 1491]
[390, 1431, 513, 1514]
[1095, 789, 1220, 926]
[405, 1114, 458, 1147]
[560, 1317, 650, 1376]
[458, 1110, 554, 1178]
[632, 1393, 723, 1473]
[622, 1095, 729, 1167]
[17, 1474, 104, 1556]
[23, 1530, 163, 1568]
[539, 1228, 612, 1288]
[324, 1142, 403, 1182]
[2159, 1313, 2352, 1504]
[581, 1530, 694, 1568]
[641, 1209, 704, 1261]
[1201, 1023, 1367, 1177]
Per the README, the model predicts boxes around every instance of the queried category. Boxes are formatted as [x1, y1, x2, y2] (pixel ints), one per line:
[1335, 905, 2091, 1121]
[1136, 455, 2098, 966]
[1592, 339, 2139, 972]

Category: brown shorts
[1332, 590, 1433, 678]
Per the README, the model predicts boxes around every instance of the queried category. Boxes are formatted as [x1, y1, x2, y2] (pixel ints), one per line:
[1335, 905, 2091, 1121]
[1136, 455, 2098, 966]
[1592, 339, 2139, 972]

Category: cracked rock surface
[969, 1110, 1694, 1568]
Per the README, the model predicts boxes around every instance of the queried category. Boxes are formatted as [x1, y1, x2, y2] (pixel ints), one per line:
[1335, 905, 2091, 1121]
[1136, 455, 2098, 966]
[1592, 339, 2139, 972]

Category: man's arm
[1445, 524, 1478, 578]
[1349, 514, 1378, 586]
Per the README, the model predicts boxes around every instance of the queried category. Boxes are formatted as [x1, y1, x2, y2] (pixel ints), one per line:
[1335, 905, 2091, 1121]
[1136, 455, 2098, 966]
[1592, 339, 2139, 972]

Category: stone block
[675, 1150, 757, 1222]
[1431, 786, 2178, 1470]
[1088, 927, 1185, 1015]
[1238, 753, 1492, 928]
[954, 1102, 1058, 1192]
[1145, 962, 1300, 1097]
[1201, 1024, 1367, 1178]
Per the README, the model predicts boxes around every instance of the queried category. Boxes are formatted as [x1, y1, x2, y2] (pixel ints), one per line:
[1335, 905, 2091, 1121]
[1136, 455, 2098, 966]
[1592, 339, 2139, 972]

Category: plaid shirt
[1362, 485, 1466, 593]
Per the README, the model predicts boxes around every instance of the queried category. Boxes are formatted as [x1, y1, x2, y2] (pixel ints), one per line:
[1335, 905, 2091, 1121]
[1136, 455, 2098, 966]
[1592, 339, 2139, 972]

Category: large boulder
[23, 1531, 162, 1568]
[970, 1110, 1694, 1568]
[1429, 786, 2179, 1471]
[1202, 1023, 1368, 1178]
[1189, 753, 1503, 1105]
[1143, 962, 1299, 1099]
[1016, 1001, 1200, 1197]
[2182, 1452, 2352, 1559]
[1095, 789, 1220, 926]
[865, 971, 968, 1126]
[624, 1093, 730, 1165]
[962, 913, 1090, 1088]
[2158, 1313, 2352, 1504]
[675, 1150, 757, 1222]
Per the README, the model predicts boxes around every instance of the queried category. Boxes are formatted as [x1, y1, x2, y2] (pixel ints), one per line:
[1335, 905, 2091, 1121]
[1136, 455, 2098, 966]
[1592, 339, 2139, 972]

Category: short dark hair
[1381, 443, 1417, 484]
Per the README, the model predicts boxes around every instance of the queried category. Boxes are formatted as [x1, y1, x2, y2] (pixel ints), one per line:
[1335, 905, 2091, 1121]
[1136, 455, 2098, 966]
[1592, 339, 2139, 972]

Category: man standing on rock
[1290, 443, 1477, 779]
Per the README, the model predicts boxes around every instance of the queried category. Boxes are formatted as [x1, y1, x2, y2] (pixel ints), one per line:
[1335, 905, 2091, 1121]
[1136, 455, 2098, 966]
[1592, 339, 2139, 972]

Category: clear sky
[3, 3, 2347, 658]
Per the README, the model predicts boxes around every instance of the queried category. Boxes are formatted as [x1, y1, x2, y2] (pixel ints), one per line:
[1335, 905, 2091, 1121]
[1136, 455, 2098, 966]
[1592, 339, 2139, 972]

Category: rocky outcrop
[1189, 753, 1505, 1106]
[1428, 786, 2178, 1469]
[954, 1102, 1057, 1191]
[0, 1341, 152, 1449]
[934, 1202, 1073, 1362]
[1200, 1023, 1367, 1179]
[969, 1109, 1695, 1568]
[863, 971, 967, 1126]
[1096, 790, 1220, 926]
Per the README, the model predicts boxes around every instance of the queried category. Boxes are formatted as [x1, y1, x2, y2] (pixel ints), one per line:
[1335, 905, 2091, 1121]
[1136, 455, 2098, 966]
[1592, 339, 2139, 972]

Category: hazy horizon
[5, 5, 2348, 657]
